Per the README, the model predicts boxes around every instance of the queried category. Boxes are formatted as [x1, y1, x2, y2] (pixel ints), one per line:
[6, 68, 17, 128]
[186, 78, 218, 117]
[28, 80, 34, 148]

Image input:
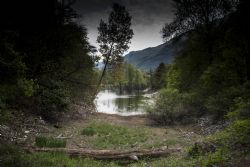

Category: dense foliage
[150, 63, 168, 90]
[103, 63, 148, 93]
[149, 2, 250, 165]
[96, 3, 133, 90]
[151, 0, 250, 124]
[0, 0, 95, 121]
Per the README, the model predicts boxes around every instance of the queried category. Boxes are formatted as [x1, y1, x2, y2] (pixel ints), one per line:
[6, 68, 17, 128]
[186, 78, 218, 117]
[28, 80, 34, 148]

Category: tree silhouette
[162, 0, 238, 65]
[162, 0, 238, 40]
[152, 63, 167, 89]
[96, 3, 133, 91]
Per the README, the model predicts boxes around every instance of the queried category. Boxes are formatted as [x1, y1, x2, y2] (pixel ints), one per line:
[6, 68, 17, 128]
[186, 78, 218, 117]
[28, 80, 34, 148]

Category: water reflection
[94, 90, 147, 116]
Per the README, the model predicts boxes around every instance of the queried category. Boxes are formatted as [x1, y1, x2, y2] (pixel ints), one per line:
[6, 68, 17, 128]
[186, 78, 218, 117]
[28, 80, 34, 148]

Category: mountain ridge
[124, 35, 188, 71]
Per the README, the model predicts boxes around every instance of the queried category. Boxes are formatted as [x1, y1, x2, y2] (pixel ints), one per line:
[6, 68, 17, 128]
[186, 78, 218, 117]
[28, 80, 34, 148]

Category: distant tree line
[103, 62, 148, 94]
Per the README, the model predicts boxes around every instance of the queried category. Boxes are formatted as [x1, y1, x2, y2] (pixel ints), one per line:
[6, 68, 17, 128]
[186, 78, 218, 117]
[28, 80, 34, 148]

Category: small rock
[38, 117, 45, 124]
[24, 130, 30, 134]
[161, 146, 168, 150]
[129, 154, 139, 161]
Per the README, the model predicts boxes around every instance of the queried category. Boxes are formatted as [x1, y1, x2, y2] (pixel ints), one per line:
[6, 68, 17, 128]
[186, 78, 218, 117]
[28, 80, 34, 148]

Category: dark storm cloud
[73, 0, 174, 52]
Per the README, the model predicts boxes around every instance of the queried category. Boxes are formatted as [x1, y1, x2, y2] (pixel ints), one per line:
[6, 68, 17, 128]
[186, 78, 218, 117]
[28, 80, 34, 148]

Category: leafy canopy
[97, 3, 133, 63]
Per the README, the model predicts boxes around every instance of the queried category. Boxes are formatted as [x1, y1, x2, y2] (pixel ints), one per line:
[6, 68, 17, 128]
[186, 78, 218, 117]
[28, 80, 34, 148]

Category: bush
[188, 141, 216, 157]
[0, 97, 12, 123]
[35, 136, 66, 148]
[17, 78, 38, 97]
[211, 119, 250, 153]
[0, 143, 30, 167]
[200, 148, 232, 167]
[204, 86, 245, 121]
[188, 118, 250, 166]
[82, 127, 95, 136]
[149, 89, 203, 125]
[39, 80, 70, 119]
[227, 99, 250, 121]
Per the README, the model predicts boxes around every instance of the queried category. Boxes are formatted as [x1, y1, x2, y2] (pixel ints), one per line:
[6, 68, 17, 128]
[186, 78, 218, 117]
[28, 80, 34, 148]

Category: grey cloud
[74, 0, 173, 25]
[73, 0, 174, 52]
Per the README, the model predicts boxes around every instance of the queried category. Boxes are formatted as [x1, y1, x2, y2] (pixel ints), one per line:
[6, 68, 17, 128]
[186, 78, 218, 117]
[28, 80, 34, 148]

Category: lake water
[94, 90, 150, 116]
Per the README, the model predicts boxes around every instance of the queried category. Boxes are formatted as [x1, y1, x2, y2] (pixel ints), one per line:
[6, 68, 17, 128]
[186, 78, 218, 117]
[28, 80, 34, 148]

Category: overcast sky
[73, 0, 174, 54]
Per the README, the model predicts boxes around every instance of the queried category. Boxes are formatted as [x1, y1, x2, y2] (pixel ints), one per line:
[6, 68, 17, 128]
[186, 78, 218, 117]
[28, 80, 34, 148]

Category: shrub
[188, 118, 250, 166]
[38, 80, 70, 119]
[0, 97, 12, 123]
[35, 136, 66, 148]
[200, 148, 232, 167]
[211, 100, 250, 153]
[188, 141, 216, 157]
[149, 89, 203, 125]
[82, 127, 95, 136]
[17, 78, 38, 97]
[217, 119, 250, 152]
[204, 86, 245, 121]
[0, 143, 30, 167]
[227, 99, 250, 121]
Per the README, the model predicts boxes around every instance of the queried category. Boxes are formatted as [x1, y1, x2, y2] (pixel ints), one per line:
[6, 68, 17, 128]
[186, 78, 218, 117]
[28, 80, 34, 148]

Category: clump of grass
[145, 139, 179, 149]
[0, 143, 30, 167]
[82, 127, 95, 136]
[35, 136, 66, 148]
[82, 121, 148, 149]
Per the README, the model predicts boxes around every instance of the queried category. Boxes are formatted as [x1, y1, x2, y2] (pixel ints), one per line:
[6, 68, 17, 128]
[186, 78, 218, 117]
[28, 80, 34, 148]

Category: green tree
[162, 0, 238, 65]
[152, 62, 167, 90]
[134, 69, 146, 92]
[96, 3, 133, 91]
[110, 63, 126, 94]
[162, 0, 238, 40]
[126, 63, 136, 91]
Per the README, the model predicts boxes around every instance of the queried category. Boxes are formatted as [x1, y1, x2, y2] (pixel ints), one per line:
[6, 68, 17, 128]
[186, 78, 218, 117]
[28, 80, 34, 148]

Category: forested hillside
[124, 34, 187, 71]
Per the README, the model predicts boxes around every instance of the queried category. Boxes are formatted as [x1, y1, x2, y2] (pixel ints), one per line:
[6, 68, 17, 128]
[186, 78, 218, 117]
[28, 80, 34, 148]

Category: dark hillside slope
[124, 35, 187, 70]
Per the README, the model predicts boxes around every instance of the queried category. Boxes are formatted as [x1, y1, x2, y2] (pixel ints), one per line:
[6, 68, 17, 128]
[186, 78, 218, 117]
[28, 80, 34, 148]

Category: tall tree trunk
[94, 44, 114, 98]
[119, 82, 122, 94]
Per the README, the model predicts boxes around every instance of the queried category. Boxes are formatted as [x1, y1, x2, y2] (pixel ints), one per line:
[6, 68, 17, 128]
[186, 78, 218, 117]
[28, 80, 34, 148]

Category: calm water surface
[94, 90, 149, 116]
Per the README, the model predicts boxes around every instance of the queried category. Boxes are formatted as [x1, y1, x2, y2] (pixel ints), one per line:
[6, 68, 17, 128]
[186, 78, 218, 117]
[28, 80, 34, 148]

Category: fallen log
[24, 147, 181, 160]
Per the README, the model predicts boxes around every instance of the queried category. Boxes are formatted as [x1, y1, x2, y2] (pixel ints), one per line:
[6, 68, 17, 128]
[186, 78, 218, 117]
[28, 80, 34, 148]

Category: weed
[82, 127, 95, 136]
[35, 136, 66, 148]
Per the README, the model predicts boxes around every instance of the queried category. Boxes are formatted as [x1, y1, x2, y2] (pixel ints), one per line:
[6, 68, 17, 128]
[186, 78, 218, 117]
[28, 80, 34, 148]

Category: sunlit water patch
[94, 90, 149, 116]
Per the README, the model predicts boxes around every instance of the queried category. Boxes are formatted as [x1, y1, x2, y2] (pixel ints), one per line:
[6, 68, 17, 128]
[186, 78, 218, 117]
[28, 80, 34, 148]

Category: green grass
[2, 119, 248, 167]
[25, 152, 120, 167]
[0, 143, 30, 167]
[0, 143, 196, 167]
[145, 139, 179, 149]
[81, 121, 148, 149]
[35, 136, 66, 148]
[82, 127, 95, 136]
[0, 143, 120, 167]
